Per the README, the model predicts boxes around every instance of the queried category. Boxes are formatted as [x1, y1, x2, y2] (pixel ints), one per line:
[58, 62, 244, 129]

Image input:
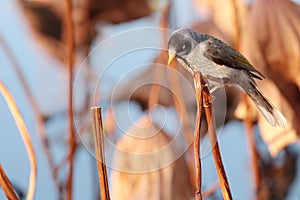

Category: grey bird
[167, 28, 287, 127]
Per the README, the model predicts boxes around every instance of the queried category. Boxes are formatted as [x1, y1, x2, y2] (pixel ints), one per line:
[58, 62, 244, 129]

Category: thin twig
[0, 33, 62, 191]
[91, 107, 111, 200]
[147, 4, 170, 109]
[65, 0, 76, 199]
[0, 164, 19, 200]
[242, 94, 260, 192]
[230, 0, 261, 193]
[150, 4, 200, 189]
[165, 3, 196, 188]
[193, 72, 203, 200]
[168, 68, 195, 188]
[201, 78, 232, 200]
[0, 81, 37, 200]
[230, 0, 241, 48]
[147, 67, 164, 109]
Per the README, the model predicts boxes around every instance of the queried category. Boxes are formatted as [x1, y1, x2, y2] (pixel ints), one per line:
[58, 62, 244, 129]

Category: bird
[167, 28, 287, 127]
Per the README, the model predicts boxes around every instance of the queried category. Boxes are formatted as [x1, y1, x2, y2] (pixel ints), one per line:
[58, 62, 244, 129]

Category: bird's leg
[209, 85, 222, 94]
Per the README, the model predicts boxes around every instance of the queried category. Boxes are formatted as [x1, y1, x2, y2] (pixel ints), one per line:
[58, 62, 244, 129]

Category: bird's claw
[209, 86, 220, 94]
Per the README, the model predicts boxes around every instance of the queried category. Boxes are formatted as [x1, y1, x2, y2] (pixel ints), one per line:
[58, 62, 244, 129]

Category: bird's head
[167, 28, 196, 65]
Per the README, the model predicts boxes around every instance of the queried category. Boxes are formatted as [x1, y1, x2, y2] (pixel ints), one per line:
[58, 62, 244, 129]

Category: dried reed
[91, 107, 111, 200]
[0, 81, 37, 200]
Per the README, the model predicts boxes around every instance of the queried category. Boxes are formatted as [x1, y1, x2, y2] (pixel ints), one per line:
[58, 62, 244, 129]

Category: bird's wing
[203, 38, 265, 80]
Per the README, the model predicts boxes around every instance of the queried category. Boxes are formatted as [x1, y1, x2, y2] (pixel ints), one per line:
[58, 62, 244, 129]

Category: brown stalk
[230, 0, 241, 48]
[168, 68, 196, 189]
[0, 81, 37, 200]
[0, 33, 61, 191]
[147, 4, 170, 109]
[193, 72, 203, 200]
[65, 0, 76, 199]
[91, 107, 111, 200]
[201, 78, 232, 200]
[149, 4, 199, 188]
[160, 3, 197, 189]
[242, 94, 260, 192]
[0, 165, 19, 200]
[147, 66, 164, 109]
[230, 0, 260, 193]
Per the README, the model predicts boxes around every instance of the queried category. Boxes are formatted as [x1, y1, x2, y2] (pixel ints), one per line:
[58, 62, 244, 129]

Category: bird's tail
[245, 82, 287, 127]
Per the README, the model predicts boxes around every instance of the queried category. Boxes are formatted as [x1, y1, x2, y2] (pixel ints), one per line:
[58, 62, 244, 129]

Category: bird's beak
[168, 53, 175, 66]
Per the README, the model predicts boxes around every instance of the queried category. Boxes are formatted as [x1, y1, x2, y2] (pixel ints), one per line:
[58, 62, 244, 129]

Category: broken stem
[91, 107, 110, 200]
[0, 164, 19, 200]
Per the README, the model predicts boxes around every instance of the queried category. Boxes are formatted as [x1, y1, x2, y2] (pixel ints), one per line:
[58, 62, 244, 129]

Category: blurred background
[0, 0, 300, 199]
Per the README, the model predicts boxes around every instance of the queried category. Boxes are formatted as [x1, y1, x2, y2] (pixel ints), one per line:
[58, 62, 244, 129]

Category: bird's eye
[182, 44, 186, 49]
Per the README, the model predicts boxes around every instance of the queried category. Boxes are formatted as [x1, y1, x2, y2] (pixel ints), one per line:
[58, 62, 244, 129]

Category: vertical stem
[230, 0, 241, 48]
[168, 68, 195, 189]
[0, 164, 19, 200]
[147, 66, 164, 109]
[160, 4, 196, 189]
[242, 94, 260, 193]
[231, 0, 260, 195]
[202, 78, 232, 200]
[148, 4, 171, 109]
[245, 120, 260, 193]
[147, 4, 170, 109]
[193, 72, 203, 200]
[91, 107, 111, 200]
[0, 81, 37, 200]
[65, 0, 76, 199]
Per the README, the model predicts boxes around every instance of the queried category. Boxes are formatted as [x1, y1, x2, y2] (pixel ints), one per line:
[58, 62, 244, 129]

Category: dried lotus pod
[110, 116, 193, 200]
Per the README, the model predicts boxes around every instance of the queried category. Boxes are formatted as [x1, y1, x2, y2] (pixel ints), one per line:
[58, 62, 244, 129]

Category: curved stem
[0, 81, 37, 200]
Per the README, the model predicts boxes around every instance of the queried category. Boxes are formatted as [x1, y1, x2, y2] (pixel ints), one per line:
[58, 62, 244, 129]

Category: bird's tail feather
[246, 83, 287, 127]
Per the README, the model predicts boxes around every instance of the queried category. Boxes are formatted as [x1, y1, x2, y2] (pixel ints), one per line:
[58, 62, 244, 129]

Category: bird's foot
[209, 85, 221, 94]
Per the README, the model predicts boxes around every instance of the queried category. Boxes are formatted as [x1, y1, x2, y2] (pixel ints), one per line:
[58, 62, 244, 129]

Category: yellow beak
[168, 53, 175, 66]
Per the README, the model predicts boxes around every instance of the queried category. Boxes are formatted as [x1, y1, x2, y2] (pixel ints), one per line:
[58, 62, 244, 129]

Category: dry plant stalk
[242, 94, 260, 191]
[147, 5, 170, 109]
[147, 66, 164, 109]
[0, 81, 37, 200]
[0, 33, 61, 190]
[193, 72, 203, 200]
[230, 0, 241, 48]
[201, 78, 232, 200]
[65, 0, 76, 199]
[149, 4, 197, 189]
[168, 67, 196, 189]
[230, 0, 260, 192]
[91, 107, 111, 200]
[0, 165, 19, 200]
